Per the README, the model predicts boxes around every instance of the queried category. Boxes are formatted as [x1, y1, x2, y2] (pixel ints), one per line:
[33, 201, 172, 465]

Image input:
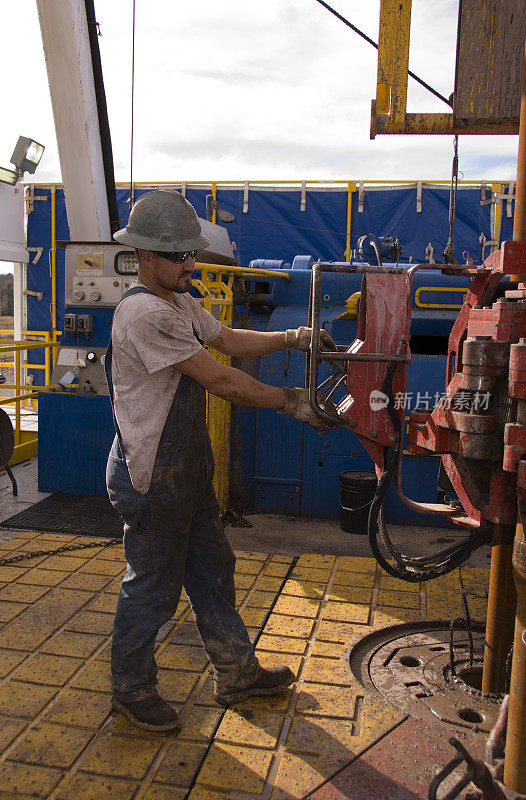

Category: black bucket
[339, 470, 378, 535]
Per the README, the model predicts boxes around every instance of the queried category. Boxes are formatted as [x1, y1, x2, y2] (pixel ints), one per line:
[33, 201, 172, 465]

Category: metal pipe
[194, 263, 290, 280]
[482, 524, 516, 693]
[504, 517, 526, 792]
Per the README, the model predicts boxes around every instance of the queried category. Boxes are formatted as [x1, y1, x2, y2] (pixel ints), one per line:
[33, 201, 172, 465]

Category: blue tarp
[26, 182, 498, 339]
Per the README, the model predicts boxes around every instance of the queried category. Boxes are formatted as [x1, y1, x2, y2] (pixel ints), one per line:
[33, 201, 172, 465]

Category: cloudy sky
[0, 0, 519, 187]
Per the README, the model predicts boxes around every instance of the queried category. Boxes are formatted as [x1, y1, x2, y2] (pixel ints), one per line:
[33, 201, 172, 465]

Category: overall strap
[104, 286, 155, 454]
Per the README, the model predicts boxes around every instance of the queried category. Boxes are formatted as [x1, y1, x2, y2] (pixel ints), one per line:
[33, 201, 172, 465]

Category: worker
[106, 189, 338, 732]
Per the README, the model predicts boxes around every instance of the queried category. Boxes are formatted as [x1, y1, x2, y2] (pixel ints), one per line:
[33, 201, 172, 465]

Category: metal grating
[0, 492, 123, 538]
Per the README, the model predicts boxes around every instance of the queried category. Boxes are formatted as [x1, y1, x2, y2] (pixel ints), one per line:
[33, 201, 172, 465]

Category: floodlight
[10, 136, 45, 175]
[0, 166, 18, 186]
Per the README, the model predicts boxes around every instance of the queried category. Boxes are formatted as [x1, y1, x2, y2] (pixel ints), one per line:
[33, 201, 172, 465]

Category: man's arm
[208, 324, 337, 358]
[176, 346, 286, 408]
[208, 326, 287, 357]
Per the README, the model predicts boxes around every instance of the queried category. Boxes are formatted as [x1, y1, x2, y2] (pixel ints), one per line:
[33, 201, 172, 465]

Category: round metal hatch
[349, 621, 501, 733]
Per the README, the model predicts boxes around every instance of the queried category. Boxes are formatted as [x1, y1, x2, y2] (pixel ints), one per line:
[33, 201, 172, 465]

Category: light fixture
[0, 136, 45, 186]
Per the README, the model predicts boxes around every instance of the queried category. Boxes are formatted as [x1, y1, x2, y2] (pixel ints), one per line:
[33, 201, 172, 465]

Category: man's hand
[285, 326, 337, 353]
[278, 387, 339, 434]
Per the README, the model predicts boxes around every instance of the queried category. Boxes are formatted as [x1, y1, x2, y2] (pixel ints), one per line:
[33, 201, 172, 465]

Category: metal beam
[36, 0, 111, 241]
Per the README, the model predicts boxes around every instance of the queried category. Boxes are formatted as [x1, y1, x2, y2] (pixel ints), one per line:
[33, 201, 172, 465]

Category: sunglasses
[154, 250, 198, 264]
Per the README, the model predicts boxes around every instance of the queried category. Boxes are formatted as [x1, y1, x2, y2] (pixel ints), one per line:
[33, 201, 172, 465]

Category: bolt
[323, 441, 329, 447]
[348, 420, 356, 428]
[371, 429, 378, 438]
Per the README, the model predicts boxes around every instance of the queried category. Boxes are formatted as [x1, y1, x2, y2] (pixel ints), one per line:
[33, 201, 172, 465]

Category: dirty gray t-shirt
[111, 285, 222, 493]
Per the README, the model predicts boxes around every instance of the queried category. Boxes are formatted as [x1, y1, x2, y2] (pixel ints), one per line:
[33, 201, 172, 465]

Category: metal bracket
[417, 180, 422, 213]
[24, 185, 48, 215]
[243, 181, 249, 214]
[26, 247, 43, 265]
[428, 737, 507, 800]
[300, 181, 306, 212]
[358, 181, 365, 212]
[507, 180, 515, 218]
[180, 181, 187, 198]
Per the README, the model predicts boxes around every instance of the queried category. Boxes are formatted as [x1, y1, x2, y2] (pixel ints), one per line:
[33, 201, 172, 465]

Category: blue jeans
[106, 373, 260, 699]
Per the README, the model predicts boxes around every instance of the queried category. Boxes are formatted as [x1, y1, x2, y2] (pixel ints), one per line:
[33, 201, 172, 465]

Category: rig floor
[0, 460, 493, 800]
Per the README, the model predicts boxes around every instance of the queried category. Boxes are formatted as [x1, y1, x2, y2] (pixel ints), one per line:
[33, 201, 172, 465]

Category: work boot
[112, 691, 181, 732]
[214, 665, 295, 706]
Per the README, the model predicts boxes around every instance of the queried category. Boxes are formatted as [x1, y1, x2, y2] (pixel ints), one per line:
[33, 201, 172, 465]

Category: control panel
[50, 346, 108, 396]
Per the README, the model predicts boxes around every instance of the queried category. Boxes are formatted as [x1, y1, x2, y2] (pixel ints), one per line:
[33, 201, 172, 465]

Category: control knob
[90, 291, 101, 302]
[73, 290, 85, 301]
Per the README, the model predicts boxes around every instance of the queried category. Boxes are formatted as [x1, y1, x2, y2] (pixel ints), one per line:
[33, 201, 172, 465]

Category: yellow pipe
[212, 182, 217, 225]
[194, 263, 290, 280]
[50, 186, 57, 336]
[14, 349, 20, 445]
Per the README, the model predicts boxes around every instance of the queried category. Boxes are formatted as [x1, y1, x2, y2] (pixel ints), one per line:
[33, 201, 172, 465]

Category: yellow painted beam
[8, 432, 38, 466]
[376, 0, 412, 120]
[371, 108, 520, 138]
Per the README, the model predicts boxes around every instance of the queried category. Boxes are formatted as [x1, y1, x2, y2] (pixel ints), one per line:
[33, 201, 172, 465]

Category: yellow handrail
[414, 286, 468, 310]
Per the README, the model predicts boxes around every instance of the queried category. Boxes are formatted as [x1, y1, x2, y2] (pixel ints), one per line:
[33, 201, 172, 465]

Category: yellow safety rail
[192, 262, 290, 511]
[414, 286, 468, 310]
[0, 340, 60, 465]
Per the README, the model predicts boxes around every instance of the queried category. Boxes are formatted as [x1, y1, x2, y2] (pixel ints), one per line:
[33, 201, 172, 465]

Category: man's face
[139, 250, 196, 294]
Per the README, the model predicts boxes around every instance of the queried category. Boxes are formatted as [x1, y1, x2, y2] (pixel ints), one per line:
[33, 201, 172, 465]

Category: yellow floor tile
[374, 606, 422, 626]
[0, 760, 62, 796]
[272, 596, 320, 618]
[41, 631, 106, 659]
[17, 568, 70, 587]
[263, 614, 314, 639]
[0, 584, 49, 603]
[71, 660, 111, 693]
[285, 713, 357, 755]
[235, 559, 264, 575]
[377, 590, 420, 609]
[289, 566, 331, 582]
[296, 554, 336, 569]
[240, 607, 268, 627]
[40, 555, 89, 572]
[178, 705, 223, 742]
[323, 601, 369, 624]
[66, 611, 115, 635]
[317, 619, 366, 643]
[80, 731, 162, 779]
[310, 640, 347, 659]
[60, 573, 113, 591]
[256, 635, 308, 655]
[281, 580, 326, 599]
[0, 589, 92, 650]
[13, 653, 83, 686]
[195, 742, 273, 793]
[157, 669, 200, 703]
[461, 567, 490, 593]
[249, 590, 279, 608]
[88, 593, 119, 613]
[303, 656, 353, 686]
[43, 688, 111, 728]
[328, 585, 372, 604]
[187, 787, 228, 800]
[271, 751, 326, 800]
[0, 566, 31, 582]
[9, 721, 93, 768]
[0, 715, 27, 750]
[265, 562, 291, 578]
[215, 708, 284, 749]
[54, 773, 138, 800]
[157, 644, 208, 672]
[234, 551, 267, 561]
[337, 556, 376, 573]
[465, 594, 488, 622]
[143, 785, 187, 800]
[332, 570, 375, 589]
[296, 682, 362, 718]
[379, 574, 420, 593]
[153, 741, 208, 786]
[0, 649, 28, 678]
[0, 681, 58, 718]
[234, 573, 257, 590]
[80, 560, 125, 577]
[256, 575, 287, 592]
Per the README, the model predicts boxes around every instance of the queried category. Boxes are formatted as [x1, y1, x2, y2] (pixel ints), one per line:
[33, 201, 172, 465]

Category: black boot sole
[112, 697, 181, 732]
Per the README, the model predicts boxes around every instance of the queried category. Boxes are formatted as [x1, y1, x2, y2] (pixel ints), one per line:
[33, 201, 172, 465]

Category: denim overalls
[105, 287, 260, 700]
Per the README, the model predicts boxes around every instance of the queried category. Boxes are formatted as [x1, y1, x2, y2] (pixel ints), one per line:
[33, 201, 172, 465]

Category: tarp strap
[357, 181, 365, 212]
[416, 180, 422, 213]
[508, 181, 515, 218]
[181, 182, 187, 198]
[300, 181, 307, 211]
[243, 181, 249, 213]
[480, 180, 489, 203]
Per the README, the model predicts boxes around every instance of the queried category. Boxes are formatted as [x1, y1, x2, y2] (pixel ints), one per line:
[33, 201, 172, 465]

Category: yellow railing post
[345, 181, 356, 262]
[50, 186, 57, 338]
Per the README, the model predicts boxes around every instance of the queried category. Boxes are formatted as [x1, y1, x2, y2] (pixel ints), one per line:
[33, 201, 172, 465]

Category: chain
[0, 538, 121, 567]
[239, 290, 253, 327]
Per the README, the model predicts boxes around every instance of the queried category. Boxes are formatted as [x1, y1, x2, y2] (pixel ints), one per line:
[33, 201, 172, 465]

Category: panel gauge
[114, 250, 139, 275]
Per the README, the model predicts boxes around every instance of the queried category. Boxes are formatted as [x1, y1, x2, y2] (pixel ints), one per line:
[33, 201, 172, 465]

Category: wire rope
[312, 0, 452, 108]
[129, 0, 136, 209]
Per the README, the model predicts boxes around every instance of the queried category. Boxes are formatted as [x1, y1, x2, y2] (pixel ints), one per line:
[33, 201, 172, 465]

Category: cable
[129, 0, 136, 210]
[313, 0, 452, 108]
[443, 134, 459, 264]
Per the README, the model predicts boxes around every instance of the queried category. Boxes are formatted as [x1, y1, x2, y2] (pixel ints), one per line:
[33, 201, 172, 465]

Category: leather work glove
[285, 326, 337, 353]
[277, 388, 339, 435]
